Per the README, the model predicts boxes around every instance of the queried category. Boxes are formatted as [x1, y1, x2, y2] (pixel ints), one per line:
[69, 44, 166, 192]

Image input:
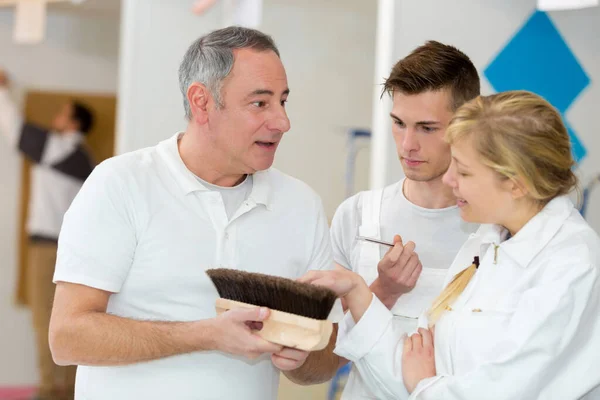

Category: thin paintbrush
[356, 235, 395, 247]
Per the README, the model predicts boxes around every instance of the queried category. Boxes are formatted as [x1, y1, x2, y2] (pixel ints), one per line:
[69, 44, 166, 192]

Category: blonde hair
[428, 90, 578, 325]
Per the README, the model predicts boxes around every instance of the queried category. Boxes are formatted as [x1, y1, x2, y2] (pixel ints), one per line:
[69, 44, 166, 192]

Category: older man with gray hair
[48, 26, 340, 400]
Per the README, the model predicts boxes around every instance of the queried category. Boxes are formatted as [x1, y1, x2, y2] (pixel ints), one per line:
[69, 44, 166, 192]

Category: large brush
[206, 268, 337, 351]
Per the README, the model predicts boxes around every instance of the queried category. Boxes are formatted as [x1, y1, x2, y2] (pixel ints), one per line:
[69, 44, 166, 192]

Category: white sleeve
[330, 194, 361, 270]
[335, 295, 411, 400]
[410, 261, 600, 400]
[0, 88, 24, 148]
[54, 160, 138, 293]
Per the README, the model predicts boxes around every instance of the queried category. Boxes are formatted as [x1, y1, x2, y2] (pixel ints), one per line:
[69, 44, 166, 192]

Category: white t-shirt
[53, 133, 334, 400]
[332, 179, 478, 271]
[195, 174, 253, 221]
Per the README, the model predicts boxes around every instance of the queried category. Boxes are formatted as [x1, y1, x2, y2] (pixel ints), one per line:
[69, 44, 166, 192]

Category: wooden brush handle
[215, 298, 333, 351]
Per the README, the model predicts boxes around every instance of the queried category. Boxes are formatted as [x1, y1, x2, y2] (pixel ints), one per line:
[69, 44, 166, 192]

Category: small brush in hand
[206, 268, 337, 351]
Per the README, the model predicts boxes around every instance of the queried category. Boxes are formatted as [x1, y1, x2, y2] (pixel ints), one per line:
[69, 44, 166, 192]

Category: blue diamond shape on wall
[484, 10, 590, 162]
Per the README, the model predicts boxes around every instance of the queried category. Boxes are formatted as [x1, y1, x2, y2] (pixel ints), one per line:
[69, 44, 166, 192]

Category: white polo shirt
[53, 133, 333, 400]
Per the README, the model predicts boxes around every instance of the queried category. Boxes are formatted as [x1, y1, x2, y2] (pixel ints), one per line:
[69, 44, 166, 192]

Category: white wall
[265, 0, 376, 215]
[115, 0, 220, 154]
[0, 9, 120, 385]
[116, 0, 376, 218]
[386, 0, 600, 233]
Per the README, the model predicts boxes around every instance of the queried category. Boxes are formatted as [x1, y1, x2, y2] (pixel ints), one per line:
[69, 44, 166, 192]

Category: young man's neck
[403, 176, 456, 209]
[178, 127, 246, 188]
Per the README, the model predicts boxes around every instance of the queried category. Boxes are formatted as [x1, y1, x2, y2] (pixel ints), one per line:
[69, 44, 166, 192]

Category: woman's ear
[506, 176, 529, 200]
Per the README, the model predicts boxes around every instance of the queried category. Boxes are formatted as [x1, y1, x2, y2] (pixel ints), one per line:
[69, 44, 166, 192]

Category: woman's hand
[299, 269, 373, 321]
[299, 269, 363, 297]
[402, 327, 437, 393]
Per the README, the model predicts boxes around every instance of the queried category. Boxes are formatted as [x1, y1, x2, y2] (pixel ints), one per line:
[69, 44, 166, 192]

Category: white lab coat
[335, 196, 600, 399]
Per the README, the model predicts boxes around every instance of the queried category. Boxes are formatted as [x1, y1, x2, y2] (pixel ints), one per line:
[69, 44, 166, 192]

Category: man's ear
[187, 83, 210, 124]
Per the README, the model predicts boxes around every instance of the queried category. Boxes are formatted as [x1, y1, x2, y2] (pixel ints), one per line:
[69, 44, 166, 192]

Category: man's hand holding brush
[206, 268, 340, 381]
[212, 303, 310, 370]
[210, 306, 283, 359]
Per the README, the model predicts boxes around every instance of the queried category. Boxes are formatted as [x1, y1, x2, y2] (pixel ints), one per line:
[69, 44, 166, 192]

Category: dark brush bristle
[206, 269, 337, 320]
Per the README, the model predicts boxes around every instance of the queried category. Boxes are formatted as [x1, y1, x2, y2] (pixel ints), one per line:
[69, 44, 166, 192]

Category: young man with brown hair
[330, 41, 481, 399]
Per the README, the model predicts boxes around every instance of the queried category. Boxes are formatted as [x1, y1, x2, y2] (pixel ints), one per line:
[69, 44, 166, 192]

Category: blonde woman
[302, 91, 600, 399]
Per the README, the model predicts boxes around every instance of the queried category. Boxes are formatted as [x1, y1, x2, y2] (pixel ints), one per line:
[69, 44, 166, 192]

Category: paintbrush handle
[215, 298, 333, 351]
[356, 235, 395, 247]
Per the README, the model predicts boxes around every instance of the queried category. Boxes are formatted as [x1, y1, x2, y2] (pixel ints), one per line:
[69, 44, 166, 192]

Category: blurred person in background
[0, 68, 95, 400]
